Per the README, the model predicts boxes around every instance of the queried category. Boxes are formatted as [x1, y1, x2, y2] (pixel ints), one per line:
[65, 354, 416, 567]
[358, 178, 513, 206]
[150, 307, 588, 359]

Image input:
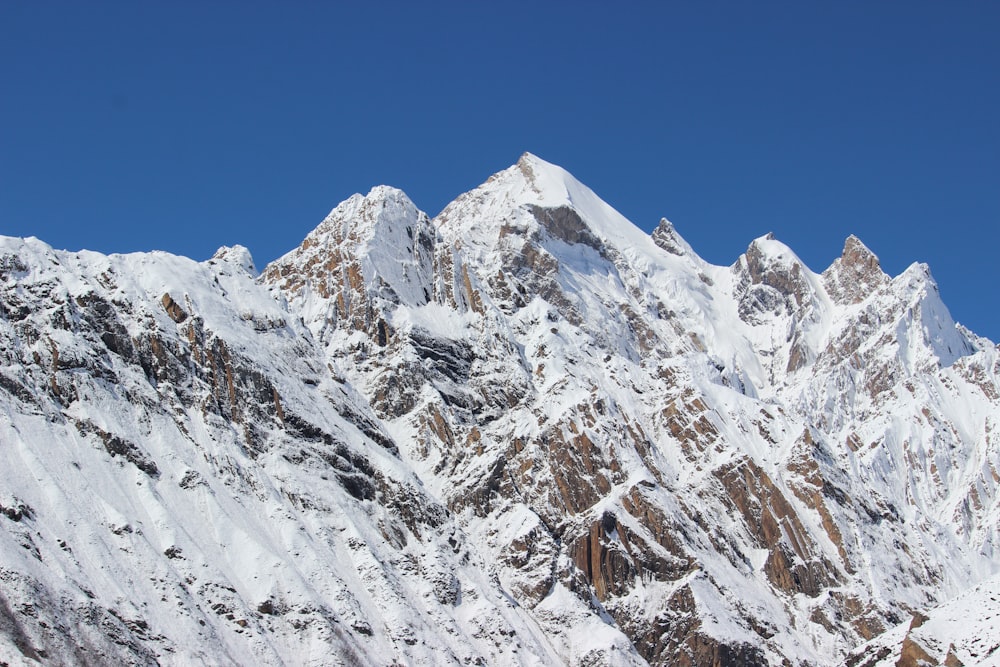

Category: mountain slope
[2, 153, 998, 665]
[846, 573, 1000, 666]
[0, 237, 577, 666]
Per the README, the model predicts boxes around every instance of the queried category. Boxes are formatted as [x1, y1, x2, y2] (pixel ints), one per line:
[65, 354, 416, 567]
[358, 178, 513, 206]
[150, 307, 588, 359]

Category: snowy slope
[846, 573, 1000, 666]
[0, 237, 574, 666]
[2, 153, 999, 666]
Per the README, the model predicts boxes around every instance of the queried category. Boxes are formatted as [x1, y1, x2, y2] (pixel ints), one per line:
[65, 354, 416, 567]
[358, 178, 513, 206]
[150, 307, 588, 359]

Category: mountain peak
[365, 184, 414, 204]
[515, 150, 555, 173]
[651, 218, 691, 257]
[303, 185, 422, 247]
[840, 234, 881, 272]
[744, 233, 803, 269]
[439, 153, 659, 259]
[262, 182, 433, 330]
[516, 150, 542, 170]
[4, 154, 1000, 667]
[210, 244, 256, 275]
[736, 233, 816, 311]
[500, 151, 578, 206]
[822, 234, 888, 304]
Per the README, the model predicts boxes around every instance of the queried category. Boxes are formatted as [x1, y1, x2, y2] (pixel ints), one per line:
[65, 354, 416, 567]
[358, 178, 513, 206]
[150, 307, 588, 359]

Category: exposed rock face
[823, 234, 889, 305]
[895, 613, 936, 667]
[844, 573, 1000, 666]
[651, 218, 688, 256]
[738, 233, 814, 312]
[262, 186, 440, 343]
[2, 153, 999, 666]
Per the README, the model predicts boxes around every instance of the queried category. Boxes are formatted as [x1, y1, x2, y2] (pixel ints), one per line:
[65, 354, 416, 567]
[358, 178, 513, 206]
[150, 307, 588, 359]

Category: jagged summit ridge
[257, 154, 996, 662]
[1, 154, 998, 666]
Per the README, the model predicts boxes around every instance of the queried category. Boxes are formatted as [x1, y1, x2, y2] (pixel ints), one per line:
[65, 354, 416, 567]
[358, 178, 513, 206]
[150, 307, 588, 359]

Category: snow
[390, 302, 475, 340]
[2, 153, 998, 666]
[852, 573, 1000, 666]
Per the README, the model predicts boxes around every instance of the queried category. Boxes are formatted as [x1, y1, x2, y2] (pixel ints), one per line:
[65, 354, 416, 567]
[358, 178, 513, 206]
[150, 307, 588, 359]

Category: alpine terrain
[2, 153, 998, 666]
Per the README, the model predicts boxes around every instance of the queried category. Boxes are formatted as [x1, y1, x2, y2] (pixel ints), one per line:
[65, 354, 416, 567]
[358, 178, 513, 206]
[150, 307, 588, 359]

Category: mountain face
[2, 153, 999, 666]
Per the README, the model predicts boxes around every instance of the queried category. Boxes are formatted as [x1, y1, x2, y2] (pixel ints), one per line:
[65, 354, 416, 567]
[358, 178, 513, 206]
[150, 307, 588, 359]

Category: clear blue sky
[2, 2, 998, 340]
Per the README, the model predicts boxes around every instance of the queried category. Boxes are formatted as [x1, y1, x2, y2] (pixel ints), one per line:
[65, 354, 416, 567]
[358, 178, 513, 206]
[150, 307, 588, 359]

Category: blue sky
[2, 2, 998, 340]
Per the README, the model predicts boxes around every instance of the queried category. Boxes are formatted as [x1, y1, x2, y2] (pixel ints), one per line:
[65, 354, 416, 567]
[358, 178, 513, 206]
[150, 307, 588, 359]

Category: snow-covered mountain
[846, 572, 1000, 667]
[2, 153, 998, 666]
